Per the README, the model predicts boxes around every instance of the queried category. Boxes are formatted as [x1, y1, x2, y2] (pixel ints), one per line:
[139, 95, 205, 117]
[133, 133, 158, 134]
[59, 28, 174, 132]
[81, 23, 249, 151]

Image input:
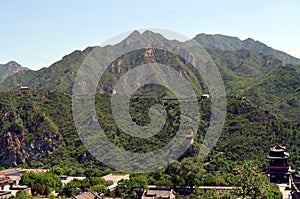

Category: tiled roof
[0, 174, 11, 185]
[102, 174, 129, 183]
[143, 189, 176, 199]
[73, 190, 101, 199]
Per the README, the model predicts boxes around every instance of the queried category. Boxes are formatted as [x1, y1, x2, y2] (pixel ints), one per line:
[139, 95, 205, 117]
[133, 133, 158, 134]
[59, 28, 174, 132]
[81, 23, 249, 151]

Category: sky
[1, 0, 300, 70]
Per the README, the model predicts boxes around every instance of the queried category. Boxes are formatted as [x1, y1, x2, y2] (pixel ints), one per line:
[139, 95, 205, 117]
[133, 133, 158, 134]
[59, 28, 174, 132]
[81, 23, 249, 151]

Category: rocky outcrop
[0, 61, 28, 83]
[0, 128, 63, 167]
[0, 131, 27, 167]
[0, 92, 64, 168]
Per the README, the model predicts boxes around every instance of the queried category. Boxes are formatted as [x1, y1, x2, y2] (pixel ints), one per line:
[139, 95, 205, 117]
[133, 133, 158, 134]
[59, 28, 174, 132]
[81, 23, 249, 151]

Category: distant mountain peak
[194, 33, 300, 65]
[0, 61, 28, 83]
[1, 61, 22, 68]
[6, 60, 20, 65]
[119, 30, 170, 50]
[243, 38, 255, 41]
[1, 31, 299, 97]
[128, 30, 142, 37]
[141, 30, 165, 39]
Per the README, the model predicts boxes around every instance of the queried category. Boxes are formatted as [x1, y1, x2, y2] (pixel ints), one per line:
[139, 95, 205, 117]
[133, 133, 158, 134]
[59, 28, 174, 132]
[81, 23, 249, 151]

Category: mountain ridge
[0, 30, 299, 122]
[194, 33, 300, 65]
[1, 30, 297, 92]
[0, 30, 299, 174]
[0, 61, 29, 83]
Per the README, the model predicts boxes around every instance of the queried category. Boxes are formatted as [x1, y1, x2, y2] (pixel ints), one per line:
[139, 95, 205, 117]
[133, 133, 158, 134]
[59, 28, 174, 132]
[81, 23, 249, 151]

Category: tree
[119, 176, 148, 199]
[167, 160, 185, 185]
[32, 183, 44, 195]
[43, 185, 51, 195]
[88, 177, 107, 186]
[179, 158, 205, 190]
[10, 191, 33, 199]
[20, 171, 62, 194]
[60, 183, 79, 197]
[115, 185, 124, 197]
[155, 179, 173, 186]
[53, 167, 65, 176]
[48, 194, 56, 199]
[91, 184, 108, 194]
[19, 172, 36, 187]
[232, 161, 282, 199]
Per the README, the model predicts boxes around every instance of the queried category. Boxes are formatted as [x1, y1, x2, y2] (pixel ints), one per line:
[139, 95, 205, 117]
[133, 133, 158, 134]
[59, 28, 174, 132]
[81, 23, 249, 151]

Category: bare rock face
[0, 130, 63, 167]
[6, 61, 24, 73]
[0, 131, 27, 167]
[0, 118, 64, 168]
[0, 61, 28, 83]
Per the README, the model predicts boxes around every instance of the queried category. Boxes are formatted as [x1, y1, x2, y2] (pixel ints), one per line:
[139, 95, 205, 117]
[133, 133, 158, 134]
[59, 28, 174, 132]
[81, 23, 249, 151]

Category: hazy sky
[1, 0, 299, 70]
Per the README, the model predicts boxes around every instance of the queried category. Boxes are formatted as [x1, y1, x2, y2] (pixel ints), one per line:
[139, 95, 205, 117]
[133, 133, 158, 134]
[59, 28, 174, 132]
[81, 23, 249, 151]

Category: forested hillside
[0, 31, 299, 198]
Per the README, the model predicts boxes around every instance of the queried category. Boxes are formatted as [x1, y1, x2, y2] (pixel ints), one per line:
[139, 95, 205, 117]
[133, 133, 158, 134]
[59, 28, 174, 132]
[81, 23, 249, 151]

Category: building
[0, 168, 45, 197]
[201, 94, 210, 99]
[268, 144, 290, 183]
[142, 187, 176, 199]
[102, 174, 129, 185]
[59, 175, 86, 184]
[72, 189, 102, 199]
[0, 168, 48, 186]
[1, 168, 23, 186]
[0, 174, 11, 191]
[290, 170, 300, 198]
[19, 86, 29, 91]
[23, 168, 49, 174]
[0, 191, 12, 199]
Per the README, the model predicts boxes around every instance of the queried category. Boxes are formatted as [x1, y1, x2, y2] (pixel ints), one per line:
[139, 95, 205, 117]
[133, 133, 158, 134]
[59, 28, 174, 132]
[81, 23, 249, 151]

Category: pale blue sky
[1, 0, 299, 70]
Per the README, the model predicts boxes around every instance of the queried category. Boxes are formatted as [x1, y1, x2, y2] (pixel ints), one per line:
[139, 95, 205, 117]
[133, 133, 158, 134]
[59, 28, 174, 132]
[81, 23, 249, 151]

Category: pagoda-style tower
[268, 144, 290, 183]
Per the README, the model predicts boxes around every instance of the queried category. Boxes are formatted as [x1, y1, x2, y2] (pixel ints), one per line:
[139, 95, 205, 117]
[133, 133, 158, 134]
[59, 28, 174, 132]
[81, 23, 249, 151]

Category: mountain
[0, 91, 63, 167]
[0, 90, 82, 168]
[0, 89, 299, 170]
[0, 30, 299, 179]
[0, 31, 207, 95]
[206, 48, 284, 93]
[0, 31, 299, 122]
[194, 33, 300, 65]
[243, 66, 300, 121]
[0, 51, 90, 92]
[0, 31, 296, 94]
[203, 47, 300, 121]
[0, 61, 28, 84]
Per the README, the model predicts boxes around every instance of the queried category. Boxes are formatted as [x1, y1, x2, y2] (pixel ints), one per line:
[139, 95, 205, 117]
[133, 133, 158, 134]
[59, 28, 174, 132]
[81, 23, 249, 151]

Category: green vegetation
[20, 171, 62, 196]
[0, 61, 28, 83]
[194, 33, 300, 65]
[60, 177, 110, 197]
[16, 171, 110, 198]
[244, 67, 300, 121]
[0, 90, 297, 198]
[0, 90, 298, 169]
[0, 31, 299, 198]
[119, 176, 148, 199]
[0, 50, 89, 92]
[9, 191, 34, 199]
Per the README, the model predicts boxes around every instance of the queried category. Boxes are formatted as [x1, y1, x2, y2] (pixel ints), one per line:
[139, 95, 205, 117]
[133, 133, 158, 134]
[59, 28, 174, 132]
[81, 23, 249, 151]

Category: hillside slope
[243, 67, 300, 121]
[0, 90, 299, 170]
[1, 31, 299, 122]
[194, 33, 300, 65]
[0, 61, 28, 83]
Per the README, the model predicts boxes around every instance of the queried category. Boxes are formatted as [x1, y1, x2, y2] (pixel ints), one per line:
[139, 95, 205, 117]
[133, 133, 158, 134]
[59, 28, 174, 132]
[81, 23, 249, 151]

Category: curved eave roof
[270, 149, 285, 152]
[268, 155, 289, 159]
